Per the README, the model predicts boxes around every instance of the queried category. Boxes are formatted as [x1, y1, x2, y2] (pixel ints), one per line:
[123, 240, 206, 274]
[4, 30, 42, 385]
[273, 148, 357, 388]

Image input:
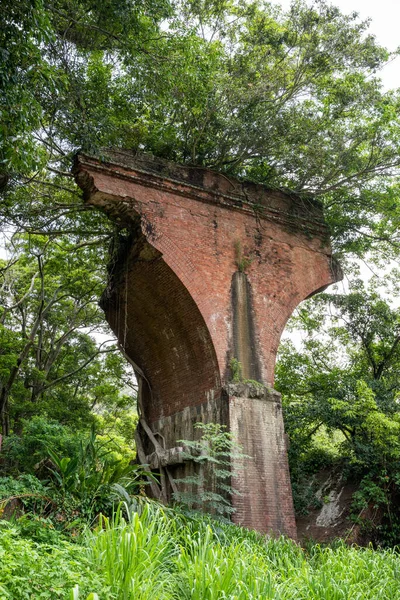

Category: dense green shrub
[0, 426, 150, 535]
[46, 427, 151, 521]
[0, 521, 108, 599]
[0, 473, 50, 518]
[1, 416, 85, 475]
[0, 473, 48, 501]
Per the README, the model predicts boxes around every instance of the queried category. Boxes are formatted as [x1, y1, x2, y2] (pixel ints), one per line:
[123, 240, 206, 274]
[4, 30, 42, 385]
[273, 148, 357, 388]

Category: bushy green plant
[229, 357, 242, 383]
[94, 432, 135, 468]
[1, 416, 86, 475]
[15, 513, 63, 544]
[234, 240, 253, 273]
[0, 473, 48, 500]
[349, 474, 400, 546]
[95, 409, 138, 463]
[0, 474, 50, 516]
[46, 427, 151, 519]
[0, 520, 109, 599]
[0, 424, 148, 535]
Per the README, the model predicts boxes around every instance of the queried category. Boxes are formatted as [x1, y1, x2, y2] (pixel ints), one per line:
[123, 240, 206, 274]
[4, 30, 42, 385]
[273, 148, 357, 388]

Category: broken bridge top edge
[73, 149, 331, 232]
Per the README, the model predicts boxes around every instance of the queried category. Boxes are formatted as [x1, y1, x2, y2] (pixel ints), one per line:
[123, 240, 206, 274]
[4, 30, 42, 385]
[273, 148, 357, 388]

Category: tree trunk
[0, 395, 10, 437]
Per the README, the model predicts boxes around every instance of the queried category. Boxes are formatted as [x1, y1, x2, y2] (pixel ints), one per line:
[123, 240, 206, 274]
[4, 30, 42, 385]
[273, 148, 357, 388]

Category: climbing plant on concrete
[173, 422, 248, 518]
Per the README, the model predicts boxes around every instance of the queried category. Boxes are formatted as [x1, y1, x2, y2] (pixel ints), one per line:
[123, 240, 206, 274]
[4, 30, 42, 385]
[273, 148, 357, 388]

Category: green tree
[276, 274, 400, 530]
[0, 231, 135, 436]
[2, 0, 400, 257]
[0, 0, 55, 185]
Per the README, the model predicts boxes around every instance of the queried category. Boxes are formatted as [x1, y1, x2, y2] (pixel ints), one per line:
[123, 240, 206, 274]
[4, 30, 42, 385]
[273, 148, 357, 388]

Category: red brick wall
[104, 237, 222, 424]
[228, 384, 297, 538]
[75, 151, 338, 388]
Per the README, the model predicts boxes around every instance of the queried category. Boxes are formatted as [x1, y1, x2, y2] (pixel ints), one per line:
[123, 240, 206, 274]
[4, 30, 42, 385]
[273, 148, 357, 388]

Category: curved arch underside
[102, 229, 221, 424]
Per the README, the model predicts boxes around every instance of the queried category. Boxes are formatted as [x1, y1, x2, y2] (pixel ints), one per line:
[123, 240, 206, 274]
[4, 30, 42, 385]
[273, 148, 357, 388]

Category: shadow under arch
[100, 218, 222, 426]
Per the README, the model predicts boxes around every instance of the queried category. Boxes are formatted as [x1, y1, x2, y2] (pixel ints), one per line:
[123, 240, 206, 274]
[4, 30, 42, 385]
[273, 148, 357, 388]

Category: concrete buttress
[73, 149, 342, 538]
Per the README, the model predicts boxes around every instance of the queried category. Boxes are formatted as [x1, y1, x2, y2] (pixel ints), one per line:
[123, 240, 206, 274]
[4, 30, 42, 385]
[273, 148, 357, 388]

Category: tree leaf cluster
[0, 229, 135, 436]
[276, 275, 400, 540]
[2, 0, 400, 254]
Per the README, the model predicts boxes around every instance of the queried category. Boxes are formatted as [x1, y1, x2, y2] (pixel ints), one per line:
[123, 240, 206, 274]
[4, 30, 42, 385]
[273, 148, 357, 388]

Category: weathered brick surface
[73, 149, 341, 538]
[227, 383, 297, 537]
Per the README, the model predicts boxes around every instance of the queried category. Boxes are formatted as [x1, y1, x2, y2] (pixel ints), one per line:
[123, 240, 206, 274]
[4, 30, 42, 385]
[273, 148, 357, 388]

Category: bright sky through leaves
[275, 0, 400, 89]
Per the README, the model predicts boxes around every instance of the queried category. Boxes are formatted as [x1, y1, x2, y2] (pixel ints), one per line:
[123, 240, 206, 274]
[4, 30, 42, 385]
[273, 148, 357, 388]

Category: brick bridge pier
[74, 149, 341, 538]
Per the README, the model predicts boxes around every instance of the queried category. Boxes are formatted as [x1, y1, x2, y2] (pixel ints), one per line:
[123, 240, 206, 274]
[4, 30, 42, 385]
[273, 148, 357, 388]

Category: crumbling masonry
[74, 150, 342, 538]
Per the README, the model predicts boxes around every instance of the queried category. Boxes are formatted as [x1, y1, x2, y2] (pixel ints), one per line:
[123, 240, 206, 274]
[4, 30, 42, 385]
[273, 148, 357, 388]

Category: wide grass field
[1, 502, 400, 599]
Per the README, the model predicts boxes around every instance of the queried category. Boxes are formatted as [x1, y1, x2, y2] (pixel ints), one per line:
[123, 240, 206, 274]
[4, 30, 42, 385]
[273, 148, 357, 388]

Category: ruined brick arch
[74, 149, 342, 538]
[102, 225, 222, 425]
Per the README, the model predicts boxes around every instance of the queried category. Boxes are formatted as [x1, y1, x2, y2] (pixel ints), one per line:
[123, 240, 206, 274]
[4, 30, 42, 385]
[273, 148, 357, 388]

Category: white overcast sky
[275, 0, 400, 90]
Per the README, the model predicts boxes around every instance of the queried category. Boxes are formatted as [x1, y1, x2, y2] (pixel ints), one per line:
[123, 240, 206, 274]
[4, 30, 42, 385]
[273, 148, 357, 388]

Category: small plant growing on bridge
[234, 240, 253, 272]
[229, 357, 264, 388]
[173, 422, 249, 519]
[229, 357, 242, 382]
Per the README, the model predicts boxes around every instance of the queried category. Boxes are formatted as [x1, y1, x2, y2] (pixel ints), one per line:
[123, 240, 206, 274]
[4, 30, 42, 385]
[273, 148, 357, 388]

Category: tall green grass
[2, 502, 400, 598]
[87, 503, 177, 599]
[82, 502, 400, 600]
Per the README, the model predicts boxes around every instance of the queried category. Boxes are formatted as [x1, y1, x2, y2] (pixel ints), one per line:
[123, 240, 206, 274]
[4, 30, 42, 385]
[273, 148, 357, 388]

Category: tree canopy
[275, 272, 400, 541]
[1, 0, 400, 254]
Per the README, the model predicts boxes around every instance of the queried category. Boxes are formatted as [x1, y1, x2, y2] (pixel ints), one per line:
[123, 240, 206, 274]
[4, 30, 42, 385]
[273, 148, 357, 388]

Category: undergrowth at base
[1, 500, 400, 599]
